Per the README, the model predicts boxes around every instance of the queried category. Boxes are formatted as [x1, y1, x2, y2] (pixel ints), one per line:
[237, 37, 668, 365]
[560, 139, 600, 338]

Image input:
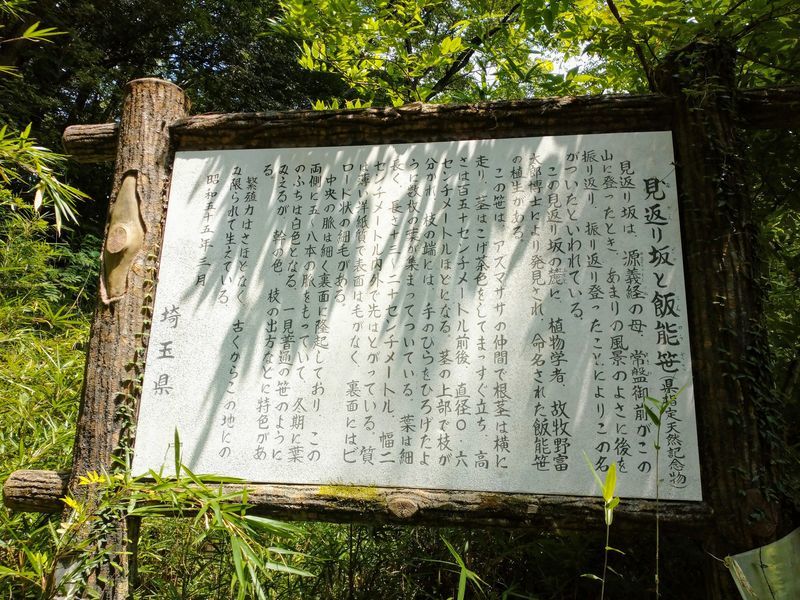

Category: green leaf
[243, 514, 300, 537]
[603, 463, 617, 503]
[248, 563, 269, 600]
[264, 560, 314, 577]
[644, 403, 661, 426]
[543, 7, 554, 30]
[582, 451, 606, 495]
[458, 565, 467, 600]
[173, 428, 181, 478]
[230, 537, 246, 597]
[22, 22, 60, 40]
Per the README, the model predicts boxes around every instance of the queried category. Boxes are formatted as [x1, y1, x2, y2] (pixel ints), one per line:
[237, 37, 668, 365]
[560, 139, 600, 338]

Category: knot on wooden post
[387, 496, 419, 519]
[106, 224, 130, 254]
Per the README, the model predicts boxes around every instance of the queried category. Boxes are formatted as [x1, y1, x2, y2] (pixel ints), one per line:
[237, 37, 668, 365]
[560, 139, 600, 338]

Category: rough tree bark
[4, 468, 711, 533]
[656, 40, 795, 599]
[60, 78, 188, 600]
[60, 87, 800, 164]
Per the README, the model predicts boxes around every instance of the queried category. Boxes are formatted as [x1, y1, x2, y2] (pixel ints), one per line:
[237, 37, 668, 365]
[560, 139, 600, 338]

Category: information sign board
[133, 131, 701, 501]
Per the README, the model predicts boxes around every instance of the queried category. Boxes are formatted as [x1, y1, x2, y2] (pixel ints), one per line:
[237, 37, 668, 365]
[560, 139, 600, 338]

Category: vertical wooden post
[658, 41, 786, 598]
[63, 78, 188, 599]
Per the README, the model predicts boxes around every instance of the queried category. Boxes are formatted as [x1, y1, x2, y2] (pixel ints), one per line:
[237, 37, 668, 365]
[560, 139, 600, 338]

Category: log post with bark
[656, 40, 796, 598]
[56, 78, 188, 600]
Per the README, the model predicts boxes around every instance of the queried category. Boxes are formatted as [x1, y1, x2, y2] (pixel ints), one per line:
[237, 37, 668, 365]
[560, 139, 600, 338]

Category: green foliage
[439, 538, 486, 600]
[583, 455, 621, 599]
[743, 126, 800, 508]
[1, 467, 313, 599]
[0, 2, 88, 232]
[0, 197, 94, 463]
[0, 13, 95, 579]
[0, 0, 64, 77]
[0, 0, 345, 131]
[142, 514, 708, 598]
[0, 0, 347, 229]
[276, 0, 560, 105]
[584, 454, 619, 529]
[0, 196, 95, 598]
[277, 0, 799, 105]
[135, 437, 314, 599]
[0, 125, 88, 233]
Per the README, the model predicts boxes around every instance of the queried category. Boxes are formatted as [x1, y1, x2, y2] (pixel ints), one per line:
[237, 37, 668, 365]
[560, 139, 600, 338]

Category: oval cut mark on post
[102, 171, 145, 303]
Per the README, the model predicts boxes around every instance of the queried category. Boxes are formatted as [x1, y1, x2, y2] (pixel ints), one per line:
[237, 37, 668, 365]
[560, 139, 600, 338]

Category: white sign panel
[132, 131, 702, 501]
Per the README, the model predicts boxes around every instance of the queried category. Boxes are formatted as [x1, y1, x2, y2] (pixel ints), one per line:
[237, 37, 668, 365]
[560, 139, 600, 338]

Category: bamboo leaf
[263, 560, 314, 577]
[644, 403, 661, 426]
[582, 451, 606, 495]
[230, 537, 246, 596]
[173, 428, 181, 478]
[603, 463, 617, 503]
[248, 562, 269, 600]
[243, 514, 300, 536]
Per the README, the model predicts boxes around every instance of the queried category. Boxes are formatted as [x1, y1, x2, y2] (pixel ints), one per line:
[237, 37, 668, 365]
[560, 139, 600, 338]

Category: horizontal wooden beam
[62, 122, 118, 163]
[4, 469, 712, 534]
[3, 469, 70, 513]
[169, 94, 673, 151]
[737, 86, 800, 130]
[61, 87, 800, 164]
[61, 94, 675, 162]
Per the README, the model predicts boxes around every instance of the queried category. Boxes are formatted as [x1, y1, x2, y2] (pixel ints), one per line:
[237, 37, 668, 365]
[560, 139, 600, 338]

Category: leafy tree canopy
[1, 0, 344, 131]
[0, 0, 345, 228]
[0, 1, 87, 232]
[276, 0, 800, 106]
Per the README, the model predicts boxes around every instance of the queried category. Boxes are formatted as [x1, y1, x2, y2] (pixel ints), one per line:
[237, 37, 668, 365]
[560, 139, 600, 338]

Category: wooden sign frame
[5, 82, 789, 531]
[5, 52, 799, 596]
[103, 87, 712, 531]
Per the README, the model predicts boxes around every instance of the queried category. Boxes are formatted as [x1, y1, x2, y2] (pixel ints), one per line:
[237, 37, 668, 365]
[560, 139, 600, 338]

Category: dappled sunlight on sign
[132, 132, 701, 501]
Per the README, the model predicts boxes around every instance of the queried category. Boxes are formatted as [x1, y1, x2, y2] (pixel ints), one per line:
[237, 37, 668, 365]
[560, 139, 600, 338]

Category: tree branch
[738, 51, 800, 77]
[731, 1, 800, 41]
[424, 2, 521, 102]
[605, 0, 655, 92]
